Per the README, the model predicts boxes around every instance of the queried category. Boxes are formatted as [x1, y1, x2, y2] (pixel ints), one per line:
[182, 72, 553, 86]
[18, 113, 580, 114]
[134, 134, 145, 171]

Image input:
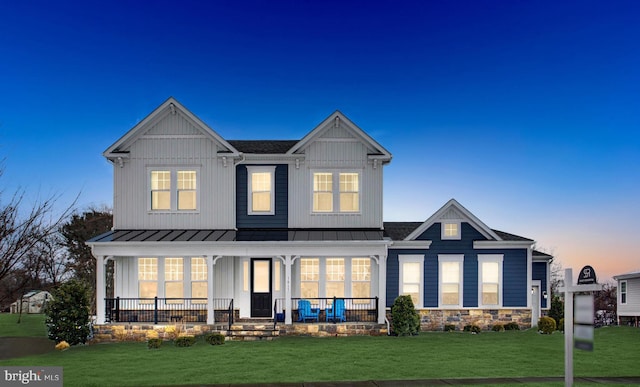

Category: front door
[251, 258, 272, 317]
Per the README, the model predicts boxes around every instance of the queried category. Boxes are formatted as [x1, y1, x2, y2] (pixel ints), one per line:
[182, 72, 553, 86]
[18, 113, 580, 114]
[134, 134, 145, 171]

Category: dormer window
[442, 222, 461, 240]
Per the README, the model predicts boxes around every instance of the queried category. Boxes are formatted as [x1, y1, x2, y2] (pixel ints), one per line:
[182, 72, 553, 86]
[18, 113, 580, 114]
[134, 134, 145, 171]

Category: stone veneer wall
[278, 323, 387, 337]
[396, 309, 532, 331]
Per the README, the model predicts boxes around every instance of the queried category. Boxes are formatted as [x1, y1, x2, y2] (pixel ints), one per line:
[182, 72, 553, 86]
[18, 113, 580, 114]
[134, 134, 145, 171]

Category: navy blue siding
[236, 165, 288, 228]
[532, 262, 549, 309]
[386, 222, 529, 308]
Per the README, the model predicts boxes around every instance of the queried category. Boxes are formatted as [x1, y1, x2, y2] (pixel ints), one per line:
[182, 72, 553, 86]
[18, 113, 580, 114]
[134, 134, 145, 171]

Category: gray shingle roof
[227, 140, 298, 154]
[383, 222, 423, 240]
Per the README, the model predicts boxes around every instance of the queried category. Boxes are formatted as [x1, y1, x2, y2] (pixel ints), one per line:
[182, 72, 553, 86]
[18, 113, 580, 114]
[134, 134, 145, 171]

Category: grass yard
[0, 324, 638, 386]
[0, 313, 47, 337]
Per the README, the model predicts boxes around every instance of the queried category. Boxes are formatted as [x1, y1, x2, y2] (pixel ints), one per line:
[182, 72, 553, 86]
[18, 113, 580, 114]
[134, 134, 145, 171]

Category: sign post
[559, 267, 603, 386]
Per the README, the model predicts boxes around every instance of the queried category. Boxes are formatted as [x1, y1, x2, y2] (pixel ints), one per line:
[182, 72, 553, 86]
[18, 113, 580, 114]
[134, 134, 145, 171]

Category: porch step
[227, 322, 279, 341]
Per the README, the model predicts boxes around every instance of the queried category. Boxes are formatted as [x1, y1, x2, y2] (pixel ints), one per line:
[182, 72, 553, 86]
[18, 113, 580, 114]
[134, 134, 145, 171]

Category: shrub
[391, 295, 420, 336]
[538, 316, 556, 334]
[491, 324, 505, 332]
[205, 333, 225, 345]
[45, 280, 91, 346]
[147, 338, 163, 349]
[504, 322, 520, 331]
[175, 335, 196, 347]
[548, 295, 564, 326]
[559, 318, 565, 332]
[463, 324, 481, 334]
[444, 324, 456, 332]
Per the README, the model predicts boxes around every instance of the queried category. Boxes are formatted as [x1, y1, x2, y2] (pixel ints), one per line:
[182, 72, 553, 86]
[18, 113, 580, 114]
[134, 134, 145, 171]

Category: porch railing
[104, 297, 234, 326]
[273, 297, 378, 328]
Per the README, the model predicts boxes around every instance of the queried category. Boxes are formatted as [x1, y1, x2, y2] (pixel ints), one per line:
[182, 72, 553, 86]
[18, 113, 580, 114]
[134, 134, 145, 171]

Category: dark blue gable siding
[532, 262, 549, 309]
[236, 165, 288, 228]
[386, 222, 529, 308]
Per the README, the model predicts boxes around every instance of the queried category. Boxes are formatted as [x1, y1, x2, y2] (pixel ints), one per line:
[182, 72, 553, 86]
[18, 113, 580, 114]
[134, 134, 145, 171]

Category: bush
[391, 295, 420, 336]
[463, 324, 481, 334]
[175, 335, 196, 347]
[147, 338, 163, 349]
[444, 324, 456, 332]
[55, 341, 70, 351]
[45, 280, 91, 346]
[559, 318, 565, 332]
[205, 333, 225, 345]
[504, 322, 520, 331]
[538, 316, 556, 334]
[491, 324, 505, 332]
[549, 295, 564, 326]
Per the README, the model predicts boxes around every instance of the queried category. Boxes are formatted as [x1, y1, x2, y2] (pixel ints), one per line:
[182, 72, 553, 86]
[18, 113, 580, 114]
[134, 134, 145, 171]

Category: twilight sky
[1, 0, 638, 282]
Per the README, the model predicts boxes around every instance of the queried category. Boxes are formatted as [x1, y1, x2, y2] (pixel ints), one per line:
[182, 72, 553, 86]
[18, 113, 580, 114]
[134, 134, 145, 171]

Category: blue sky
[1, 0, 638, 282]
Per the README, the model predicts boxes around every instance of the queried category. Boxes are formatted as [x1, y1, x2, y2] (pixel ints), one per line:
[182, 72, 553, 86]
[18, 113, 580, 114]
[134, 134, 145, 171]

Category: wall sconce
[531, 288, 535, 295]
[543, 291, 548, 299]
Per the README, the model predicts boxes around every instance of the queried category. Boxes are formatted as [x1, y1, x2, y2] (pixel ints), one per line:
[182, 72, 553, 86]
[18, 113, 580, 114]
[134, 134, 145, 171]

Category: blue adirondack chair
[297, 300, 319, 322]
[326, 298, 346, 322]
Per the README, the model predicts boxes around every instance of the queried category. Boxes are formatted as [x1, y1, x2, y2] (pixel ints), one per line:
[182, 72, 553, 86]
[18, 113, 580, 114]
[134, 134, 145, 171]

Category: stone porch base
[406, 309, 532, 331]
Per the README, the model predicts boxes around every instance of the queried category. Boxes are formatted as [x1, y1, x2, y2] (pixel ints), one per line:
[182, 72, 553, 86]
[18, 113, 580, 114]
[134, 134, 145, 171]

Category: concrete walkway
[183, 376, 640, 386]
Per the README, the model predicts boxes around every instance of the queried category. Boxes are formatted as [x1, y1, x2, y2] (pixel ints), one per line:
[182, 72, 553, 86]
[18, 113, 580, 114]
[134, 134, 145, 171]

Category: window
[312, 171, 360, 213]
[313, 173, 333, 212]
[620, 280, 627, 304]
[149, 168, 198, 211]
[191, 257, 207, 304]
[151, 171, 171, 210]
[300, 258, 319, 298]
[177, 171, 197, 210]
[165, 258, 184, 303]
[399, 255, 424, 307]
[339, 173, 359, 212]
[248, 166, 275, 214]
[478, 255, 503, 307]
[352, 258, 371, 303]
[138, 258, 158, 303]
[442, 222, 461, 240]
[439, 255, 463, 307]
[326, 258, 345, 298]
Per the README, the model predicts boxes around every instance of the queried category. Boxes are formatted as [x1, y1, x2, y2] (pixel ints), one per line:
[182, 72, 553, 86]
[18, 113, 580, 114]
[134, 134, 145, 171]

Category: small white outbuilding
[9, 290, 52, 314]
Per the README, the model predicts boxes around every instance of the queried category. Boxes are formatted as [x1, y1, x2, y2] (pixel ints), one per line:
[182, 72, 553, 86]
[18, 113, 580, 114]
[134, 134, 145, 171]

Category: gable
[104, 97, 239, 161]
[287, 111, 392, 162]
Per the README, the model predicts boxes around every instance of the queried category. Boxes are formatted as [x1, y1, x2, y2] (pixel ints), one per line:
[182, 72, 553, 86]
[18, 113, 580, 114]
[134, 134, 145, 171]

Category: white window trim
[620, 280, 627, 304]
[399, 255, 424, 308]
[147, 166, 201, 213]
[137, 257, 210, 301]
[247, 166, 276, 215]
[310, 170, 362, 214]
[477, 254, 503, 308]
[441, 221, 461, 240]
[438, 254, 464, 308]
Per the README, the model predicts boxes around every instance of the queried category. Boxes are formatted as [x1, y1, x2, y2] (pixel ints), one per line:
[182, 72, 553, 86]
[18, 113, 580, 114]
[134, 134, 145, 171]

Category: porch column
[377, 254, 387, 324]
[95, 255, 106, 324]
[285, 255, 293, 325]
[206, 255, 214, 325]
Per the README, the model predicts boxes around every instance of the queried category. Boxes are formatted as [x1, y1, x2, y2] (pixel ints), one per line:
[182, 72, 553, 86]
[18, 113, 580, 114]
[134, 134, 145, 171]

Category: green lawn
[0, 325, 638, 386]
[0, 313, 47, 337]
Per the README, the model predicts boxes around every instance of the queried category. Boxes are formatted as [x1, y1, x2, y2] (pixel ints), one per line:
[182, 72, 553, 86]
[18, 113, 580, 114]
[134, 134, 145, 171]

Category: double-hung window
[478, 255, 503, 307]
[138, 258, 158, 303]
[165, 258, 184, 303]
[247, 166, 275, 215]
[439, 255, 463, 307]
[399, 255, 424, 307]
[312, 171, 360, 213]
[149, 168, 199, 211]
[191, 257, 207, 304]
[300, 258, 319, 299]
[325, 258, 345, 298]
[352, 258, 371, 303]
[620, 280, 627, 304]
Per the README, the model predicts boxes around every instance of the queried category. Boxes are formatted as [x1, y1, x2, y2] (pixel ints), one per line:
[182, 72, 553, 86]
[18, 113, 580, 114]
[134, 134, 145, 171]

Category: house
[613, 270, 640, 327]
[10, 290, 52, 314]
[87, 97, 551, 335]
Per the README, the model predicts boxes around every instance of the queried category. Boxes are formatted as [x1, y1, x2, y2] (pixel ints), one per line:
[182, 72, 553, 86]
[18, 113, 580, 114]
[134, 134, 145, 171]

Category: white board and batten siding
[113, 111, 235, 230]
[288, 126, 384, 229]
